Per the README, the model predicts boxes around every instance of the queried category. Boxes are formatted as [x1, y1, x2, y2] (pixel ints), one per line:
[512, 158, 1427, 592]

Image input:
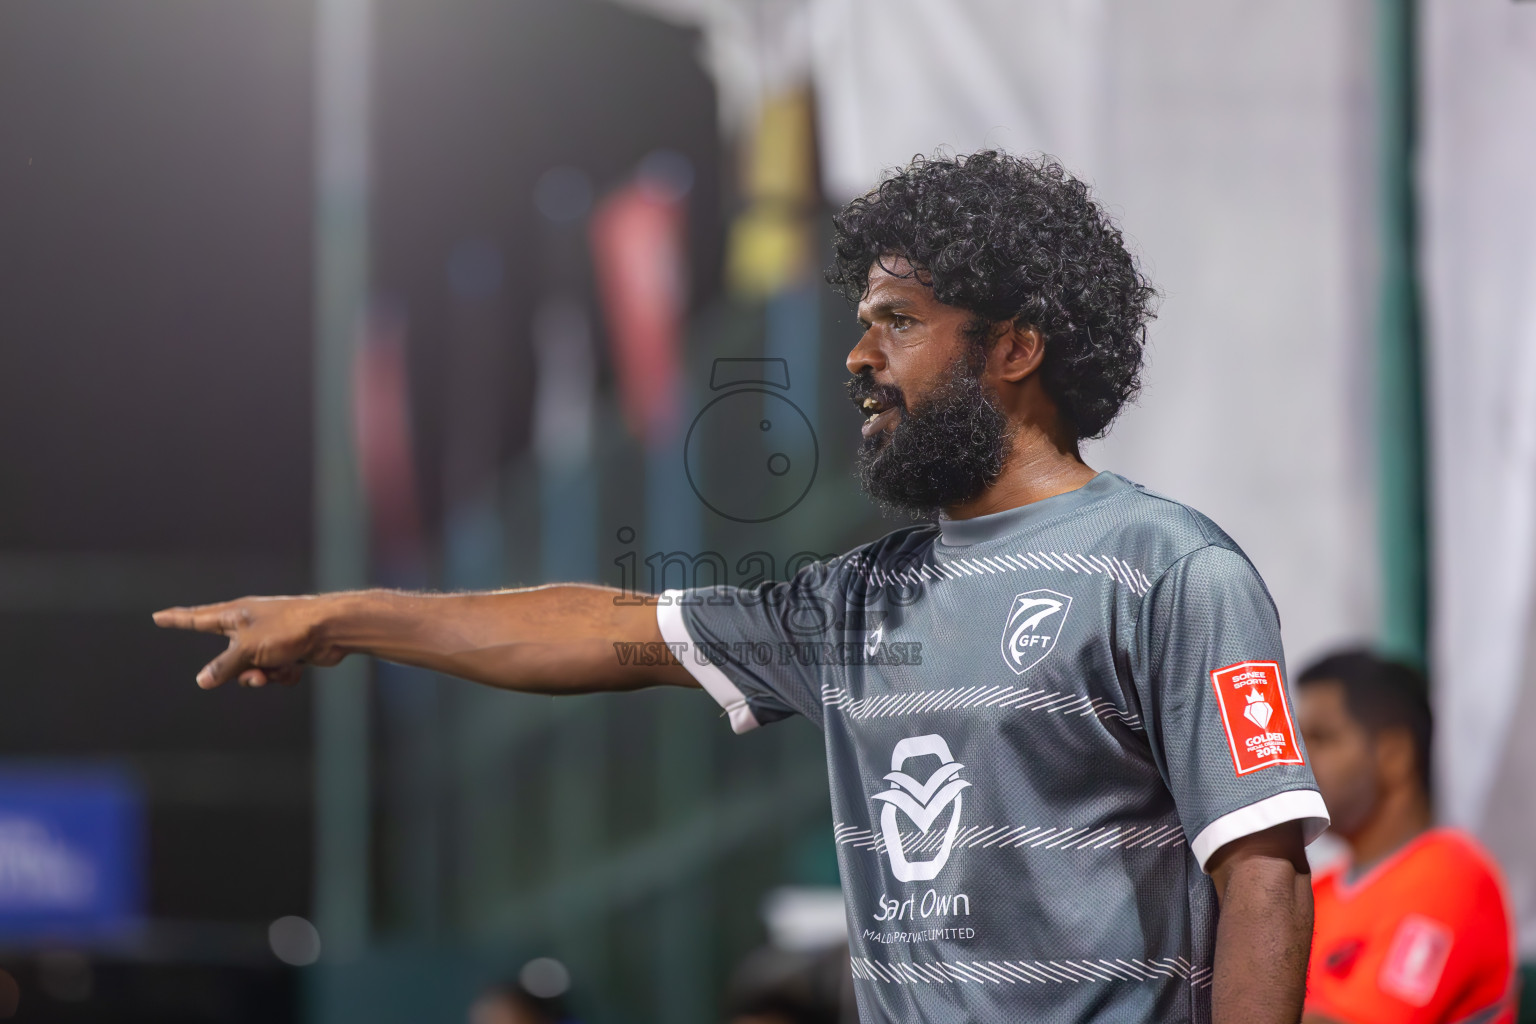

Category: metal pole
[1375, 0, 1428, 667]
[313, 0, 372, 980]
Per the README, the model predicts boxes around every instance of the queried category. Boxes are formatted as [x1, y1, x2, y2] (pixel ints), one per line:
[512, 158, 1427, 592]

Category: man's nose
[846, 329, 885, 376]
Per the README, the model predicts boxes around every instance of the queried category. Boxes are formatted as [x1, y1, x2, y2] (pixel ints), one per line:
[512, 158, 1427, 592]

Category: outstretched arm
[152, 586, 694, 694]
[1208, 821, 1313, 1024]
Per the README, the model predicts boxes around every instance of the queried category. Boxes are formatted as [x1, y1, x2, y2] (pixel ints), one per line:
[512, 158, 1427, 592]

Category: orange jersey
[1307, 829, 1515, 1024]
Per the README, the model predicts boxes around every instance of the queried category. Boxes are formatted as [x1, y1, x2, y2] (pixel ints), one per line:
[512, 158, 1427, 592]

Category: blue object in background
[0, 768, 142, 939]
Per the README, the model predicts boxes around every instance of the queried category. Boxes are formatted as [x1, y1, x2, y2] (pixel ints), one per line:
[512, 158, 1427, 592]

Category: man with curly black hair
[830, 151, 1155, 520]
[156, 151, 1325, 1023]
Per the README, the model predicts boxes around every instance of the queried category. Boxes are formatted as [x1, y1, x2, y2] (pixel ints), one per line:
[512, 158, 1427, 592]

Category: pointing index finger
[152, 607, 193, 629]
[152, 604, 235, 634]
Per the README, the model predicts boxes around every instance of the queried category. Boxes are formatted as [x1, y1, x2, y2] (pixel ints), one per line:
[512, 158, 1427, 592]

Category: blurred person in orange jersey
[1297, 651, 1516, 1024]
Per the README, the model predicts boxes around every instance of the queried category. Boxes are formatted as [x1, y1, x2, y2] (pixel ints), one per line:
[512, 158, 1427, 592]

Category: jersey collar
[936, 471, 1130, 548]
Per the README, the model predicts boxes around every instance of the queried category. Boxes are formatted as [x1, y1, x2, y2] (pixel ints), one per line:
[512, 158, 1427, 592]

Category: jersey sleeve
[1133, 543, 1330, 870]
[655, 556, 847, 733]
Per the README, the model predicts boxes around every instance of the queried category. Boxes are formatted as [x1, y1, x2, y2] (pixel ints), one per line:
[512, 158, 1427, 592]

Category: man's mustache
[845, 370, 906, 413]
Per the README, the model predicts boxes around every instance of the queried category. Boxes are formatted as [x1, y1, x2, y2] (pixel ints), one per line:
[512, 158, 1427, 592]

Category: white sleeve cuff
[655, 589, 761, 735]
[1190, 789, 1331, 871]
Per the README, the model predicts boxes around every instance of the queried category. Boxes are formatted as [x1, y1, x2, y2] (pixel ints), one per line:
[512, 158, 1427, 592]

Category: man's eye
[892, 315, 913, 331]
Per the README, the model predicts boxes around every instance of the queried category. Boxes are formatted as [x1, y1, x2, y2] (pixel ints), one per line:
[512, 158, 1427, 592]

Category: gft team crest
[871, 735, 970, 883]
[1000, 589, 1073, 675]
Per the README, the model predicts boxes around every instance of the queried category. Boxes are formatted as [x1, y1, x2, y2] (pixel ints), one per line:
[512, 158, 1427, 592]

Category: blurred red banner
[589, 179, 687, 446]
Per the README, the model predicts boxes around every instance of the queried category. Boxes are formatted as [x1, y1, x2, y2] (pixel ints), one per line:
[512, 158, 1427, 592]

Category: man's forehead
[1299, 680, 1351, 718]
[866, 255, 925, 288]
[860, 257, 932, 308]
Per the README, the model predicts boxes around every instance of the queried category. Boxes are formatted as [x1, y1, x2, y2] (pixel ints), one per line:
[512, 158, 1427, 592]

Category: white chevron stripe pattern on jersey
[822, 683, 1143, 729]
[849, 955, 1213, 988]
[847, 549, 1153, 596]
[834, 821, 1188, 856]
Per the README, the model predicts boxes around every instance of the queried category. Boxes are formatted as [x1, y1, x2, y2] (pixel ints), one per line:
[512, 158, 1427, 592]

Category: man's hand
[1208, 821, 1313, 1024]
[153, 596, 347, 689]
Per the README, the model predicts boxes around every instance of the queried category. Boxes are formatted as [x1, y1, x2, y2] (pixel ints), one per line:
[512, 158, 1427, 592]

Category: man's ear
[994, 322, 1046, 383]
[1375, 727, 1418, 789]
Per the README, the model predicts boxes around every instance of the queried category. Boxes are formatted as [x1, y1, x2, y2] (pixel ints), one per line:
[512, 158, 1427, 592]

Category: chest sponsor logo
[1378, 915, 1453, 1006]
[1209, 661, 1304, 775]
[1000, 589, 1072, 675]
[871, 734, 970, 883]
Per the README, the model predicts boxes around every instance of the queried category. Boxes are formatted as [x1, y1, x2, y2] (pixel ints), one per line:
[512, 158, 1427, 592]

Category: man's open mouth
[860, 397, 901, 438]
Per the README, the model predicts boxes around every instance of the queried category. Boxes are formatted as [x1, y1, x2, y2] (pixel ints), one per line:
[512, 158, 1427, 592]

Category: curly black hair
[827, 151, 1156, 440]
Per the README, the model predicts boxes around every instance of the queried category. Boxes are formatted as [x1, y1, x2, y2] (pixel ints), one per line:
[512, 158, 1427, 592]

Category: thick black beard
[852, 356, 1010, 520]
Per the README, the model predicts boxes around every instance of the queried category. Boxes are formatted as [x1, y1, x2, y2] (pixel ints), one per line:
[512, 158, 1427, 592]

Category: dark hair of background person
[825, 150, 1158, 441]
[1298, 650, 1433, 794]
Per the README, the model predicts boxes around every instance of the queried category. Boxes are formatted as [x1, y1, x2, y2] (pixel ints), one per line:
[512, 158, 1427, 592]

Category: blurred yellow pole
[313, 0, 372, 981]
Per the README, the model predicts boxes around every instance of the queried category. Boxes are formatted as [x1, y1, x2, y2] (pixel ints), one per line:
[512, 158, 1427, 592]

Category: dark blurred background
[0, 2, 861, 1020]
[1, 0, 1533, 1021]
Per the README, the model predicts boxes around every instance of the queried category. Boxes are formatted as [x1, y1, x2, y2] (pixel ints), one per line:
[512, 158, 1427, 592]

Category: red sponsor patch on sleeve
[1209, 661, 1304, 775]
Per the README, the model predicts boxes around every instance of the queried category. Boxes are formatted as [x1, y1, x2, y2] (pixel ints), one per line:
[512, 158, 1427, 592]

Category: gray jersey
[657, 472, 1328, 1023]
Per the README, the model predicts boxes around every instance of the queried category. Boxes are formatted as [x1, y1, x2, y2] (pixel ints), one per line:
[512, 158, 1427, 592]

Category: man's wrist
[310, 588, 390, 655]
